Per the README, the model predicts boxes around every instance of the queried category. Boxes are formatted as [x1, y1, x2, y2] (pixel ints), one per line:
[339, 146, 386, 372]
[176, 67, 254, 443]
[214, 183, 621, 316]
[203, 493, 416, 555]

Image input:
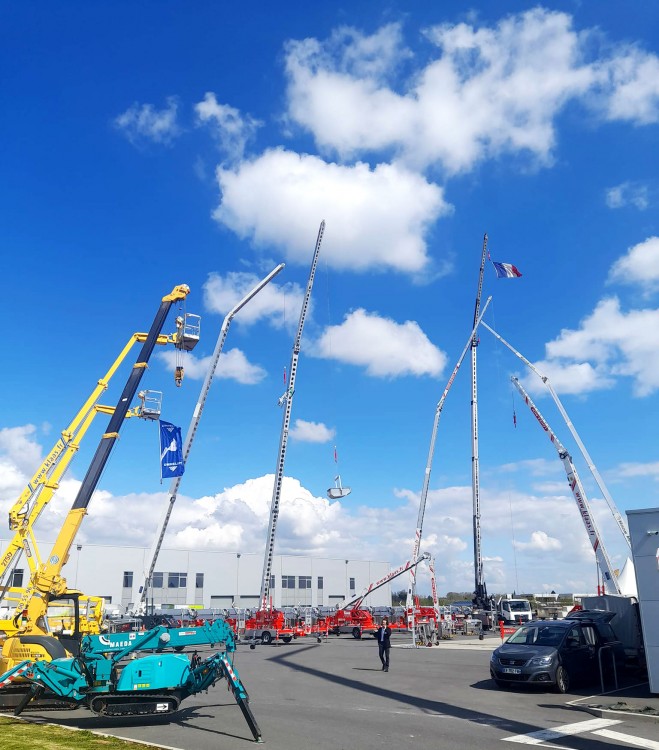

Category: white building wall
[627, 508, 659, 695]
[1, 539, 392, 615]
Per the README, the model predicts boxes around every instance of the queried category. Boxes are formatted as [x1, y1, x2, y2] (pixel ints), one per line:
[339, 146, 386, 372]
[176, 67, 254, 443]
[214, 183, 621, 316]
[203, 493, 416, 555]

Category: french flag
[492, 261, 522, 279]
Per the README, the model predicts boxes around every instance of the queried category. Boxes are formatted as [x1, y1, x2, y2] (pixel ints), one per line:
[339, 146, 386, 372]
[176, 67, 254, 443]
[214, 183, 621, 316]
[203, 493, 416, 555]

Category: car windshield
[506, 625, 564, 646]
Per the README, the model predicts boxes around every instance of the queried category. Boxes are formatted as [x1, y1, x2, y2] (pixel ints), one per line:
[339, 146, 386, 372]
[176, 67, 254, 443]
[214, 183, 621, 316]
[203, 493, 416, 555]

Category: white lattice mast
[471, 234, 490, 610]
[258, 221, 325, 611]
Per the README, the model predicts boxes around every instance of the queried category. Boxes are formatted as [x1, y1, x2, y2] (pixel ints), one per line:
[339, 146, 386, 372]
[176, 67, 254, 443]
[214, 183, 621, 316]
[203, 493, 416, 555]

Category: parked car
[490, 613, 625, 693]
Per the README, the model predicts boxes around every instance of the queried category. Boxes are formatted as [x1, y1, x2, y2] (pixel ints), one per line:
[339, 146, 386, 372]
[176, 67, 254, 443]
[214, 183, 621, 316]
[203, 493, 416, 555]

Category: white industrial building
[1, 540, 393, 615]
[627, 507, 659, 695]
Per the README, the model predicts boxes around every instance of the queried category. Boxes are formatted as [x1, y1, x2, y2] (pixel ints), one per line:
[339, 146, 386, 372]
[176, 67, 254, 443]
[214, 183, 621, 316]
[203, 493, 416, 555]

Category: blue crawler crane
[0, 618, 262, 742]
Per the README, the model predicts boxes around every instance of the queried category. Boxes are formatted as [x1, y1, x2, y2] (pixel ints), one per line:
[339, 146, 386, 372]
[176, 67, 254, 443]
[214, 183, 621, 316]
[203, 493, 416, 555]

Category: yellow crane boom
[1, 284, 197, 677]
[1, 332, 182, 597]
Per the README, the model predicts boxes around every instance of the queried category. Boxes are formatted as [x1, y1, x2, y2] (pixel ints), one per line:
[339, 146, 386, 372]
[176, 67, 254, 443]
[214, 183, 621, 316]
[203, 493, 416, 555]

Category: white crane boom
[480, 320, 631, 549]
[405, 296, 492, 613]
[133, 263, 286, 613]
[259, 222, 325, 611]
[511, 376, 621, 595]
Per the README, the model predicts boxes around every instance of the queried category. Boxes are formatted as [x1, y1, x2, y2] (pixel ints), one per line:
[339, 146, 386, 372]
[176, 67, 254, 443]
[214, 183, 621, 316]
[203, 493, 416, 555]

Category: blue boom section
[0, 620, 261, 742]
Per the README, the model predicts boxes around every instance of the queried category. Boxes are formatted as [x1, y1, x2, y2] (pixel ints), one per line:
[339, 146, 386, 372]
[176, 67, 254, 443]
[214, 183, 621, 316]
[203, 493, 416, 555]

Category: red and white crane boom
[481, 320, 631, 549]
[339, 552, 431, 611]
[511, 376, 621, 595]
[259, 222, 325, 611]
[405, 296, 492, 613]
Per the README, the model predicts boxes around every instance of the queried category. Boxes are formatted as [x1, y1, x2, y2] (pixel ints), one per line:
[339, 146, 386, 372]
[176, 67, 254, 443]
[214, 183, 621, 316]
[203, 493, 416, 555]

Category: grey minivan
[490, 614, 624, 693]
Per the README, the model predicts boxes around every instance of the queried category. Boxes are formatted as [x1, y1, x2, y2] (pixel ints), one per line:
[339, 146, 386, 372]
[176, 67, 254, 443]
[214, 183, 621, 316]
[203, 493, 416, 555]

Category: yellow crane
[0, 284, 198, 681]
[0, 328, 195, 640]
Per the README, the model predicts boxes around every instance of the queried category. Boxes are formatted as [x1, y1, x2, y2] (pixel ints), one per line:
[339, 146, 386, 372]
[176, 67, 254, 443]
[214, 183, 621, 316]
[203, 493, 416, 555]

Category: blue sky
[2, 1, 659, 598]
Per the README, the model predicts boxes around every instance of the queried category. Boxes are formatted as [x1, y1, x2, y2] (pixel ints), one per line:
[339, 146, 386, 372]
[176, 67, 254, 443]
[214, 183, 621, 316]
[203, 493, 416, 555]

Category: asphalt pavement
[6, 630, 658, 749]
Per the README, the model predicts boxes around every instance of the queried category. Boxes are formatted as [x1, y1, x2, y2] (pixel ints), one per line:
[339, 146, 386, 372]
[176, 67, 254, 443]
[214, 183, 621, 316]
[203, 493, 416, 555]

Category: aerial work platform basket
[327, 475, 351, 500]
[137, 390, 162, 420]
[175, 313, 201, 351]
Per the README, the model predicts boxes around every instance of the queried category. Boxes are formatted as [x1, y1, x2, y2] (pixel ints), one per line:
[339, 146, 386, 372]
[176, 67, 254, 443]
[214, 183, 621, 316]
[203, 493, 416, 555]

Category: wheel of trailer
[174, 645, 185, 652]
[261, 631, 272, 645]
[352, 627, 361, 639]
[281, 636, 292, 643]
[555, 666, 570, 694]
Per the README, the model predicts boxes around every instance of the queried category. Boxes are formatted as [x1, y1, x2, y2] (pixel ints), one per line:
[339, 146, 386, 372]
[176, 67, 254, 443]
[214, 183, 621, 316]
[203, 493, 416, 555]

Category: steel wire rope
[484, 295, 522, 594]
[323, 258, 342, 489]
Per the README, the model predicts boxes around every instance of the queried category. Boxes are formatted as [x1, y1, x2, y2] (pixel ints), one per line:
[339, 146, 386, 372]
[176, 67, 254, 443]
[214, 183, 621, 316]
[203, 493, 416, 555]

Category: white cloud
[283, 10, 659, 174]
[0, 425, 42, 477]
[615, 461, 659, 480]
[289, 419, 335, 443]
[515, 530, 562, 553]
[608, 236, 659, 291]
[284, 10, 594, 173]
[310, 308, 447, 378]
[157, 348, 267, 385]
[195, 92, 263, 163]
[521, 359, 614, 397]
[203, 271, 303, 329]
[539, 297, 659, 397]
[212, 148, 451, 275]
[605, 182, 649, 210]
[601, 47, 659, 124]
[0, 428, 630, 595]
[114, 97, 181, 145]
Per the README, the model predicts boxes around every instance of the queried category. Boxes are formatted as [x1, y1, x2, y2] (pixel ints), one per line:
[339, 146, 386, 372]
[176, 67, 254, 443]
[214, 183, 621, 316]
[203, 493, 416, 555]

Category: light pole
[74, 544, 82, 588]
[236, 553, 241, 608]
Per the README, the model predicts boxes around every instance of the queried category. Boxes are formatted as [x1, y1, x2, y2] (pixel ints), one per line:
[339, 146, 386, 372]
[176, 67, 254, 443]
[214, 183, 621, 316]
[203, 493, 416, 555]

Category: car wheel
[352, 627, 361, 639]
[555, 665, 570, 693]
[261, 631, 272, 645]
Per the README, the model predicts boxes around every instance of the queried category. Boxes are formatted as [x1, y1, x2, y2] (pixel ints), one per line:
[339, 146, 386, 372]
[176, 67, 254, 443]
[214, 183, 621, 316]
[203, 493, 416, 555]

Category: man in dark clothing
[376, 617, 392, 672]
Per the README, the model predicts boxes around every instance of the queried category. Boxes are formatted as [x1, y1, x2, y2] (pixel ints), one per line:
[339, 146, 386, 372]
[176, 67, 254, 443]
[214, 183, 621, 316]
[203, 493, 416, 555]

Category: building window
[270, 575, 276, 589]
[152, 572, 163, 588]
[317, 576, 323, 590]
[123, 571, 133, 588]
[196, 573, 204, 589]
[281, 575, 295, 589]
[349, 577, 356, 591]
[299, 576, 312, 589]
[168, 572, 187, 588]
[10, 569, 23, 588]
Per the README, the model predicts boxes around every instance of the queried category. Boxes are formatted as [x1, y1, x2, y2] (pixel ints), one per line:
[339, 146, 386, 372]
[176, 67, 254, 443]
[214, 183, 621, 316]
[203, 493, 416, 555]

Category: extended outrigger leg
[219, 655, 262, 743]
[13, 684, 44, 716]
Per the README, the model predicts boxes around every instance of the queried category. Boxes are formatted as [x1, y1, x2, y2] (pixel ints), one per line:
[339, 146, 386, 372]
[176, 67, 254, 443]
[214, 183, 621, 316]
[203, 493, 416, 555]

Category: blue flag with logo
[159, 420, 185, 479]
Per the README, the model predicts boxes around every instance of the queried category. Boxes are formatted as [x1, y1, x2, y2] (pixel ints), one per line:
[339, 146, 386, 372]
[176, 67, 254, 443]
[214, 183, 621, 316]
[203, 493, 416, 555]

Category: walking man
[377, 617, 392, 672]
